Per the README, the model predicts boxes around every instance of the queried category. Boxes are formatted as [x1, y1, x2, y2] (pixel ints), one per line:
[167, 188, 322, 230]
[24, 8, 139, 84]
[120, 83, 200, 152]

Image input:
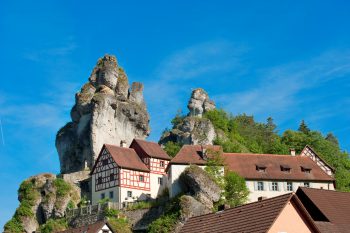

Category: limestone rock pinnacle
[56, 54, 150, 174]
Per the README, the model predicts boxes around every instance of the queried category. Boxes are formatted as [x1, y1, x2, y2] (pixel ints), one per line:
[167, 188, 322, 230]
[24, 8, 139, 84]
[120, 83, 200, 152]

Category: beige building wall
[268, 201, 313, 233]
[246, 180, 334, 203]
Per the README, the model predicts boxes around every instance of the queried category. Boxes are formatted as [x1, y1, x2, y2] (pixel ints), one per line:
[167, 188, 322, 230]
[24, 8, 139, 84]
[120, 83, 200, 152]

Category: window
[97, 177, 102, 184]
[287, 182, 293, 191]
[102, 230, 109, 233]
[304, 182, 310, 188]
[101, 193, 105, 199]
[127, 191, 132, 198]
[280, 165, 291, 173]
[257, 181, 264, 191]
[301, 166, 312, 173]
[139, 175, 144, 182]
[272, 182, 279, 191]
[109, 191, 114, 199]
[160, 161, 165, 168]
[256, 165, 266, 172]
[158, 177, 163, 185]
[110, 173, 114, 181]
[102, 159, 108, 166]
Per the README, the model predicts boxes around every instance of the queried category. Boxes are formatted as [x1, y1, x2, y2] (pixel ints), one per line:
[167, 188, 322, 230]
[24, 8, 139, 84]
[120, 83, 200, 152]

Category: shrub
[53, 178, 71, 197]
[39, 218, 68, 233]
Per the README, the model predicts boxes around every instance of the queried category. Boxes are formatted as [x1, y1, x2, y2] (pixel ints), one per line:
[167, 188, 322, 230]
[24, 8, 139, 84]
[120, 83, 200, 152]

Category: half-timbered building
[91, 144, 151, 205]
[130, 139, 171, 198]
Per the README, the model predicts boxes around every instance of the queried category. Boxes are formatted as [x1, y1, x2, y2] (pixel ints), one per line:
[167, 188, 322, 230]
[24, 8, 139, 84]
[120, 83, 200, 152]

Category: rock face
[188, 88, 215, 117]
[160, 88, 216, 145]
[4, 174, 79, 233]
[56, 55, 150, 174]
[180, 166, 221, 210]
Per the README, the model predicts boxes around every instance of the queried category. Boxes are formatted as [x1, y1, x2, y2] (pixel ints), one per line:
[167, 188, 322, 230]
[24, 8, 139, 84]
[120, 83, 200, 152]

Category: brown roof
[223, 153, 334, 181]
[297, 187, 350, 224]
[180, 193, 319, 233]
[131, 139, 171, 160]
[170, 145, 222, 165]
[104, 144, 149, 172]
[57, 221, 114, 233]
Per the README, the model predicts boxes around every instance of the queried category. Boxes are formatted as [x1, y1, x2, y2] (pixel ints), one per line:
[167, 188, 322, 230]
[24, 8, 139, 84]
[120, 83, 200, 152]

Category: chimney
[120, 140, 127, 148]
[290, 148, 296, 156]
[258, 196, 267, 201]
[201, 145, 207, 160]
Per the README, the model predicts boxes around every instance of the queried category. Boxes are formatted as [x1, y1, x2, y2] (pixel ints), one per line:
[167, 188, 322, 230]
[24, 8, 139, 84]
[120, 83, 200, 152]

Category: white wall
[119, 187, 150, 204]
[150, 173, 167, 198]
[98, 224, 113, 233]
[91, 173, 120, 205]
[246, 180, 335, 203]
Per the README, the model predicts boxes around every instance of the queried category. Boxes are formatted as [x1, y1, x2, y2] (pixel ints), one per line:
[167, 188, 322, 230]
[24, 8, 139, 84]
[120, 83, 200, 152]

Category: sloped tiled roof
[223, 153, 334, 181]
[170, 145, 222, 165]
[104, 144, 149, 172]
[297, 187, 350, 224]
[57, 221, 114, 233]
[180, 193, 318, 233]
[131, 139, 171, 160]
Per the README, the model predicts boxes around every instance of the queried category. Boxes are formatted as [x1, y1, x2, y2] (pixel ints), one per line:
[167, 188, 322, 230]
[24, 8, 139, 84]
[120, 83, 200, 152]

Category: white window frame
[272, 182, 279, 191]
[158, 177, 163, 185]
[304, 182, 310, 188]
[109, 191, 114, 199]
[287, 182, 293, 191]
[127, 191, 132, 198]
[257, 181, 264, 191]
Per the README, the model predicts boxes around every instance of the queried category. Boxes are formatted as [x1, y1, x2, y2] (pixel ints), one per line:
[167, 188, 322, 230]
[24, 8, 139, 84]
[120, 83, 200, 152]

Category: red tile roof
[180, 193, 319, 233]
[223, 153, 334, 181]
[104, 144, 149, 172]
[131, 139, 171, 160]
[297, 187, 350, 224]
[170, 145, 222, 165]
[57, 221, 114, 233]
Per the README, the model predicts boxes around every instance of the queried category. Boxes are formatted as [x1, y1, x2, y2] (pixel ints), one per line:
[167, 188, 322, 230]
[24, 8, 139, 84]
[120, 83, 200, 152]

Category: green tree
[163, 141, 181, 157]
[224, 171, 249, 207]
[298, 120, 310, 134]
[325, 132, 339, 145]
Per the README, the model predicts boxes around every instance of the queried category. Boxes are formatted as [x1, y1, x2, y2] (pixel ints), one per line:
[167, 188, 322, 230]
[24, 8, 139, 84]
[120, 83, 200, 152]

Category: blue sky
[1, 0, 350, 227]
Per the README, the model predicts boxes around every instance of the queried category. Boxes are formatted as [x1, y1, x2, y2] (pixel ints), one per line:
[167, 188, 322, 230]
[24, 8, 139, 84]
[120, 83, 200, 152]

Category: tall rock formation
[56, 55, 150, 174]
[160, 88, 216, 145]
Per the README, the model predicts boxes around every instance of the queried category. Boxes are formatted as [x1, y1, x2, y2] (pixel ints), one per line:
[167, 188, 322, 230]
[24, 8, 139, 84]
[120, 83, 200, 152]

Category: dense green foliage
[202, 109, 350, 191]
[105, 208, 132, 233]
[163, 141, 182, 157]
[4, 179, 40, 232]
[39, 218, 68, 233]
[53, 178, 72, 197]
[224, 171, 249, 207]
[148, 196, 182, 233]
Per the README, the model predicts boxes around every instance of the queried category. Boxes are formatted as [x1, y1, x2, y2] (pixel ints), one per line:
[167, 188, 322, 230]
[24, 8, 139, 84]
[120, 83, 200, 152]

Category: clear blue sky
[1, 0, 350, 227]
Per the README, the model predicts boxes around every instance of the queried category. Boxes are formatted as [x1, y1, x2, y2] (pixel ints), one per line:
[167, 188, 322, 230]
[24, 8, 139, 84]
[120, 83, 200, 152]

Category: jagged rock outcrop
[4, 174, 79, 233]
[56, 55, 150, 174]
[180, 166, 221, 210]
[160, 88, 216, 145]
[188, 88, 215, 117]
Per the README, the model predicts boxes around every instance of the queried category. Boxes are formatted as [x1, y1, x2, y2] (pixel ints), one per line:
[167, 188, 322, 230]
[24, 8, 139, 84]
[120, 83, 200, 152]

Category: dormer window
[280, 165, 291, 173]
[256, 165, 266, 173]
[301, 166, 312, 173]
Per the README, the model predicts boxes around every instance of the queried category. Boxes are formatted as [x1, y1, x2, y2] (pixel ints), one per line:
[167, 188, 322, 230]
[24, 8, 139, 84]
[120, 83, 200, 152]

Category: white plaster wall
[120, 187, 151, 204]
[246, 180, 335, 203]
[150, 173, 167, 198]
[98, 224, 113, 233]
[91, 173, 120, 205]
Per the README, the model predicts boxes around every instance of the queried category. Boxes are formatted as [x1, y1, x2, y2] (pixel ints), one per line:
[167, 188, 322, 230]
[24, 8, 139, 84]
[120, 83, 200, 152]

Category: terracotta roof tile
[297, 187, 350, 224]
[180, 193, 317, 233]
[170, 145, 222, 165]
[105, 144, 149, 172]
[223, 153, 334, 181]
[131, 139, 171, 160]
[57, 221, 114, 233]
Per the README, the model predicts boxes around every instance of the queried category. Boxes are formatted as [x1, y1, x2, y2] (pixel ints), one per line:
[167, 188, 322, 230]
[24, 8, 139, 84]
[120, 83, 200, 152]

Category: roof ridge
[187, 192, 294, 220]
[224, 152, 295, 157]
